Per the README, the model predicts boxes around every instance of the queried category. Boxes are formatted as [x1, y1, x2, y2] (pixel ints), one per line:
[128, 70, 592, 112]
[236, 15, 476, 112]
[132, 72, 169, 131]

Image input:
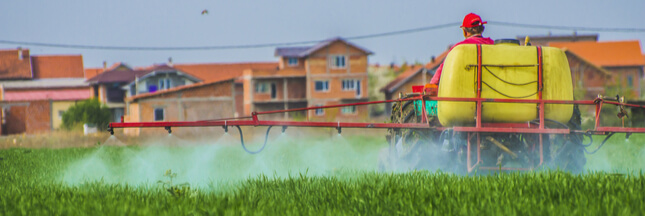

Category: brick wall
[235, 84, 244, 116]
[4, 100, 51, 135]
[5, 105, 25, 134]
[605, 66, 642, 99]
[25, 101, 51, 134]
[126, 81, 235, 136]
[307, 99, 369, 121]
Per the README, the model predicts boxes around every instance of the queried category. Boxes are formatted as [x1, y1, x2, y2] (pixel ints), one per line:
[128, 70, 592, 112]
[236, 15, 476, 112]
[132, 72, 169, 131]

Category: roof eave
[386, 67, 425, 93]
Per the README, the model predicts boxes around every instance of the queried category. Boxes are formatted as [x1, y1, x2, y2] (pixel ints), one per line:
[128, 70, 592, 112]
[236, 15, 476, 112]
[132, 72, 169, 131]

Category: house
[118, 37, 373, 135]
[0, 49, 92, 134]
[122, 78, 236, 136]
[381, 49, 450, 115]
[265, 37, 373, 120]
[550, 40, 645, 99]
[86, 63, 201, 122]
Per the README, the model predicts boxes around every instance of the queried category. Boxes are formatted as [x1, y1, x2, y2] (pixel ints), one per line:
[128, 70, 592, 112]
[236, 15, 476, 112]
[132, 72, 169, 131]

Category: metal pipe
[485, 136, 518, 159]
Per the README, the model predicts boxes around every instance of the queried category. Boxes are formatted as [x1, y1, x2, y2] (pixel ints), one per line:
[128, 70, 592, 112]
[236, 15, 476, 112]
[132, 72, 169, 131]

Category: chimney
[431, 56, 436, 63]
[168, 57, 173, 66]
[18, 47, 22, 60]
[103, 61, 107, 70]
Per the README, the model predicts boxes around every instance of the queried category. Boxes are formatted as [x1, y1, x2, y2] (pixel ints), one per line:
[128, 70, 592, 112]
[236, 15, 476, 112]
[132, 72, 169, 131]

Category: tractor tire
[379, 95, 448, 171]
[545, 105, 586, 173]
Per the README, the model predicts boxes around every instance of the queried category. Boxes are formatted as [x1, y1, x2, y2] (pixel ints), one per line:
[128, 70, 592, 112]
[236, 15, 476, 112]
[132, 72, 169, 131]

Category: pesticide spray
[60, 128, 388, 189]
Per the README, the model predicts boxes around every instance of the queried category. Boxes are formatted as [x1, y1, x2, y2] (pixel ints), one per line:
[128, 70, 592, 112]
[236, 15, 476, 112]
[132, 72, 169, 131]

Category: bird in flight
[201, 9, 209, 15]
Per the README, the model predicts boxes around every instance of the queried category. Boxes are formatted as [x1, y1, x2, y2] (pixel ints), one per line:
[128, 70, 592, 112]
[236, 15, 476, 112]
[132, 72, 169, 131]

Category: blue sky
[0, 0, 643, 67]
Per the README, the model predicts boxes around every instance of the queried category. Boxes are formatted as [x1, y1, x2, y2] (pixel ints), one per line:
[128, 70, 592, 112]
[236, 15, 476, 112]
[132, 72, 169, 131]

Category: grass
[0, 133, 644, 215]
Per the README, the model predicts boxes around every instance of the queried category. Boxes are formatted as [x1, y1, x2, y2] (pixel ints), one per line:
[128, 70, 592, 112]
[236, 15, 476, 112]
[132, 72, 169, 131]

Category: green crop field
[0, 133, 644, 215]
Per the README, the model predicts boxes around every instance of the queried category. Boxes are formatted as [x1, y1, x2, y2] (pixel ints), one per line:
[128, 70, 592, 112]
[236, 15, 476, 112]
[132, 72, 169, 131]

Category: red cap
[461, 13, 487, 28]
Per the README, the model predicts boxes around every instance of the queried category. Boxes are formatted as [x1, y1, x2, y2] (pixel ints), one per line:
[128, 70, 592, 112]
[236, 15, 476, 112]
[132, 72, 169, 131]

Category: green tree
[62, 98, 112, 130]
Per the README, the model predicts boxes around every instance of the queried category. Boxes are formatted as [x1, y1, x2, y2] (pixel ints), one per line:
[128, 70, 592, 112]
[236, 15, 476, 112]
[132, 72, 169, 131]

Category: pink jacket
[429, 36, 494, 85]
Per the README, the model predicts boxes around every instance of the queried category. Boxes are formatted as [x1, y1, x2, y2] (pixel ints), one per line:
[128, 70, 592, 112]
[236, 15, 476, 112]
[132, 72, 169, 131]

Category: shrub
[62, 98, 112, 130]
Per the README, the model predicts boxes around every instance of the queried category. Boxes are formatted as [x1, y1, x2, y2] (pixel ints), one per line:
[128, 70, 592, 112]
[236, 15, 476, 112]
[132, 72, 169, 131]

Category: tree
[62, 98, 112, 130]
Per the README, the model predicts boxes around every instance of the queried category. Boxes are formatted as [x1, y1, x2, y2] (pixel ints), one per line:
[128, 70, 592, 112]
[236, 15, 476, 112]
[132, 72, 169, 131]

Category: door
[271, 83, 277, 99]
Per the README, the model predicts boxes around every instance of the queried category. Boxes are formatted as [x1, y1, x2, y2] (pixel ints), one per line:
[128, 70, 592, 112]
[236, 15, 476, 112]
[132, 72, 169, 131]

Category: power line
[0, 22, 460, 51]
[0, 21, 642, 51]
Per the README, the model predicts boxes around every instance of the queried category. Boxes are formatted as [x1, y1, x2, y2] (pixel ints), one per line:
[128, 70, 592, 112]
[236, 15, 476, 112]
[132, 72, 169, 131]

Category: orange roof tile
[84, 68, 104, 79]
[31, 55, 84, 79]
[174, 62, 278, 82]
[0, 49, 32, 80]
[549, 40, 645, 67]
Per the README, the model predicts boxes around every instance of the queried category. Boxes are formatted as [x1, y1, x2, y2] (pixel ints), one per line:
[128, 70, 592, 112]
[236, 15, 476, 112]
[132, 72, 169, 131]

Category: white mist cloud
[59, 132, 387, 189]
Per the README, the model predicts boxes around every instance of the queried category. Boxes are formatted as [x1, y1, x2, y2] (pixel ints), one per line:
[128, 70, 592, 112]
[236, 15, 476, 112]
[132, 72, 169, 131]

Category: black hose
[237, 125, 272, 154]
[583, 132, 615, 154]
[529, 118, 593, 147]
[579, 133, 594, 147]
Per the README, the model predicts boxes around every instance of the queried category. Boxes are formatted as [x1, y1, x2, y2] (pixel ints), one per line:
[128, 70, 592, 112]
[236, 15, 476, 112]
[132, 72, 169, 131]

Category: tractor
[107, 39, 645, 174]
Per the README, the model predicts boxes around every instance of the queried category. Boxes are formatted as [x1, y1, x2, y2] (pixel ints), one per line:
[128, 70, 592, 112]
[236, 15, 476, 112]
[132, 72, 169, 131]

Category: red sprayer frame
[107, 94, 645, 171]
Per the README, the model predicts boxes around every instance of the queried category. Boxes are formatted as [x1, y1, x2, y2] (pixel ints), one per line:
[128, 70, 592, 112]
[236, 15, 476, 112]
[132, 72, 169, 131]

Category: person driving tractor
[429, 13, 494, 85]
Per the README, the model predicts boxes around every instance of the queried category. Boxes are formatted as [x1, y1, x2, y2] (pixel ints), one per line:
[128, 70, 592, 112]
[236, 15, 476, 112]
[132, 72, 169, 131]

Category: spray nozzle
[281, 126, 288, 134]
[165, 126, 172, 134]
[336, 127, 342, 135]
[223, 125, 228, 133]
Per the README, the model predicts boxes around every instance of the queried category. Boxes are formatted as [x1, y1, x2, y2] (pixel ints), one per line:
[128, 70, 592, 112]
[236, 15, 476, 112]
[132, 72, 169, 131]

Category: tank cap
[494, 39, 520, 46]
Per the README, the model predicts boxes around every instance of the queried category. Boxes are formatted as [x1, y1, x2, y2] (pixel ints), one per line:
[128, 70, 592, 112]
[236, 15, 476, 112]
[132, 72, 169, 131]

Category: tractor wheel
[379, 95, 447, 171]
[545, 105, 586, 173]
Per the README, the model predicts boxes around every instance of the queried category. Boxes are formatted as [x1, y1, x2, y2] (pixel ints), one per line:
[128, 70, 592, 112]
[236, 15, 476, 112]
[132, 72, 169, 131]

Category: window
[158, 78, 172, 90]
[314, 80, 329, 92]
[627, 75, 634, 87]
[154, 108, 164, 121]
[342, 80, 362, 97]
[255, 82, 270, 93]
[341, 106, 356, 114]
[329, 55, 347, 68]
[287, 57, 298, 66]
[58, 111, 65, 120]
[342, 80, 358, 90]
[315, 104, 324, 116]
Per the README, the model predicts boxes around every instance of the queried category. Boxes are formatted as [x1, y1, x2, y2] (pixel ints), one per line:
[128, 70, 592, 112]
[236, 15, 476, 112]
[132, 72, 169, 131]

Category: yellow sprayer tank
[437, 44, 573, 127]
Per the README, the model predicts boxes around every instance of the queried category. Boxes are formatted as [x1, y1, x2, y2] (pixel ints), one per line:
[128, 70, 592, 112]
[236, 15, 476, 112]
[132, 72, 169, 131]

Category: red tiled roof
[549, 40, 645, 67]
[127, 77, 234, 101]
[84, 68, 104, 80]
[3, 88, 91, 101]
[31, 55, 84, 79]
[0, 49, 32, 80]
[174, 62, 278, 82]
